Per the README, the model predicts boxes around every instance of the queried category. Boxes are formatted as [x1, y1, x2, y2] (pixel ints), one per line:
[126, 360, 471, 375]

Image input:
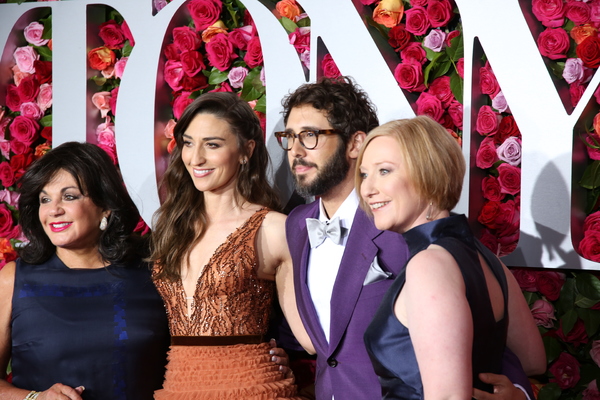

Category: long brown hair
[150, 92, 280, 281]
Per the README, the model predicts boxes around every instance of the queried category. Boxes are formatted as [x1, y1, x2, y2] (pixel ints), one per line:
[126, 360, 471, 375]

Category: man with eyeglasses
[277, 76, 536, 400]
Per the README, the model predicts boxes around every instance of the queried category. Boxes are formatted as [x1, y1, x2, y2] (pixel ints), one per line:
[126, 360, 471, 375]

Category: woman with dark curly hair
[0, 142, 170, 400]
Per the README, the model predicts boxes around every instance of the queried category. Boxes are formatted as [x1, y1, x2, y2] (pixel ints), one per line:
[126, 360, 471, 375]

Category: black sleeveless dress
[363, 215, 508, 399]
[11, 254, 170, 400]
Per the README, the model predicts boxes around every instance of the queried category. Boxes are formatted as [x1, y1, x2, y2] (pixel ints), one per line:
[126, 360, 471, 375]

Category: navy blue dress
[364, 215, 508, 399]
[11, 254, 170, 400]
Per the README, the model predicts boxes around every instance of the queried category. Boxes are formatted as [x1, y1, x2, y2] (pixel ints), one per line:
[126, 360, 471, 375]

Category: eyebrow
[39, 186, 80, 195]
[284, 126, 323, 133]
[182, 133, 226, 141]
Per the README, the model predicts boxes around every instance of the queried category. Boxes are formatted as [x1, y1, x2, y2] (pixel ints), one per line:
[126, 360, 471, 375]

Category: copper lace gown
[153, 208, 301, 400]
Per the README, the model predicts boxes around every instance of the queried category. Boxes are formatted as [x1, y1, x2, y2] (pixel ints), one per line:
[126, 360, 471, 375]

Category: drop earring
[99, 216, 108, 231]
[426, 202, 434, 221]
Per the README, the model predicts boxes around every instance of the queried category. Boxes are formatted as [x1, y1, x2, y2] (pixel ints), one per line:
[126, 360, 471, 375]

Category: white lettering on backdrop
[0, 0, 597, 269]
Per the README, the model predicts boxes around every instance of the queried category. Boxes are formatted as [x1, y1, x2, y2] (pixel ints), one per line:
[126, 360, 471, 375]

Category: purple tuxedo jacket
[286, 201, 409, 400]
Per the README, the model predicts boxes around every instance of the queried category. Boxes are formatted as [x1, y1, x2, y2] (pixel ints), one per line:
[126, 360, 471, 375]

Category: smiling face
[285, 105, 350, 197]
[181, 113, 250, 194]
[38, 169, 107, 253]
[359, 135, 428, 233]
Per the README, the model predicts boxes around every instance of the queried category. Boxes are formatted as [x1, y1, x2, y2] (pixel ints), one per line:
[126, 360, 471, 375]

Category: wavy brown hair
[150, 92, 280, 281]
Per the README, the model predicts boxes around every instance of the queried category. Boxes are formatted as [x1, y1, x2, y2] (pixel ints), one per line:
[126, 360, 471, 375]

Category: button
[328, 358, 338, 367]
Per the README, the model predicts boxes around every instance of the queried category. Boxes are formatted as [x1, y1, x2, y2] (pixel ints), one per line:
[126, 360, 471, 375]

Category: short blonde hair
[356, 115, 465, 214]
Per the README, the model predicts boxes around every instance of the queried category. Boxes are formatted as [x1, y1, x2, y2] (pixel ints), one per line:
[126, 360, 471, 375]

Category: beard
[292, 139, 350, 197]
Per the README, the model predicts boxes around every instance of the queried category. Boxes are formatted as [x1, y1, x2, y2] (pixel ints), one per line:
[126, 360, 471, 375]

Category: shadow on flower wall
[2, 0, 600, 398]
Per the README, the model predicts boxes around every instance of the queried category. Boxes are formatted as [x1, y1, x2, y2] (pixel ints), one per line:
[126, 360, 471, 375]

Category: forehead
[285, 105, 332, 131]
[184, 113, 235, 139]
[363, 136, 403, 163]
[44, 169, 79, 189]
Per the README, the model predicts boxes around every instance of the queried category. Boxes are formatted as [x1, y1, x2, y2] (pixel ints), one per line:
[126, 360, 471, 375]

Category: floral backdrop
[1, 0, 600, 398]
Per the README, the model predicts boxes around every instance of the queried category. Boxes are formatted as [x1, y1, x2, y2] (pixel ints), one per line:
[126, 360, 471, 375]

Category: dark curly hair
[17, 142, 144, 265]
[281, 76, 379, 144]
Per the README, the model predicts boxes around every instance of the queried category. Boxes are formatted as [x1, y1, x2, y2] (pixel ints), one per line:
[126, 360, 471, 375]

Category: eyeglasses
[274, 129, 341, 151]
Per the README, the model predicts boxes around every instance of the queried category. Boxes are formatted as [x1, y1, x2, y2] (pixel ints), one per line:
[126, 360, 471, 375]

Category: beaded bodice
[153, 208, 274, 336]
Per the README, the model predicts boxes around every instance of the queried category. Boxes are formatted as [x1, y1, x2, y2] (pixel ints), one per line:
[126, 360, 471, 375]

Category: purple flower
[563, 58, 584, 84]
[497, 136, 522, 166]
[492, 91, 510, 113]
[227, 66, 248, 89]
[423, 29, 447, 52]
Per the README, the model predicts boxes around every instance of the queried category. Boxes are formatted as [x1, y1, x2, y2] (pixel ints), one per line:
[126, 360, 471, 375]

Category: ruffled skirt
[154, 342, 304, 400]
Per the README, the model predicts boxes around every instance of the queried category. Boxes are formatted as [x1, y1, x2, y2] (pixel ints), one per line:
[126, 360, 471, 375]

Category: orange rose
[571, 24, 598, 45]
[88, 46, 116, 71]
[373, 0, 404, 28]
[276, 0, 301, 21]
[34, 142, 51, 158]
[202, 21, 228, 43]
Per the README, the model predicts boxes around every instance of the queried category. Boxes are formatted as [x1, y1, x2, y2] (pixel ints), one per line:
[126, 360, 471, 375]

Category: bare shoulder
[0, 261, 16, 288]
[406, 245, 461, 283]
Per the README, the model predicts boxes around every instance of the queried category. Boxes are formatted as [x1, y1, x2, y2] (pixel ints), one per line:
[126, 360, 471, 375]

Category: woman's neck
[56, 247, 108, 269]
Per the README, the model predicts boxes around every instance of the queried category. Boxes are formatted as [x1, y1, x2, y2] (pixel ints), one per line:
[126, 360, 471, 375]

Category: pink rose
[0, 162, 15, 188]
[423, 29, 446, 52]
[445, 30, 460, 47]
[134, 217, 151, 236]
[229, 26, 254, 51]
[122, 20, 135, 47]
[586, 133, 600, 160]
[476, 137, 498, 169]
[570, 81, 586, 107]
[19, 102, 43, 120]
[99, 20, 126, 49]
[11, 65, 30, 88]
[300, 50, 310, 69]
[566, 1, 591, 25]
[394, 61, 425, 92]
[164, 119, 176, 139]
[173, 26, 202, 52]
[563, 58, 585, 84]
[511, 268, 538, 291]
[228, 66, 248, 89]
[180, 51, 205, 77]
[400, 42, 427, 65]
[13, 46, 39, 74]
[530, 299, 556, 328]
[187, 0, 222, 31]
[427, 0, 453, 28]
[482, 176, 504, 201]
[496, 137, 521, 166]
[549, 353, 580, 389]
[479, 64, 500, 98]
[206, 33, 236, 72]
[322, 54, 341, 78]
[154, 0, 168, 12]
[10, 140, 30, 156]
[114, 57, 128, 79]
[583, 379, 600, 400]
[36, 83, 52, 113]
[92, 92, 112, 118]
[579, 230, 600, 262]
[478, 200, 501, 229]
[405, 6, 431, 36]
[289, 27, 310, 53]
[584, 210, 600, 233]
[96, 122, 116, 147]
[497, 163, 521, 195]
[491, 92, 510, 113]
[537, 28, 570, 60]
[164, 43, 181, 61]
[532, 0, 565, 27]
[591, 341, 600, 368]
[6, 85, 22, 112]
[97, 143, 118, 165]
[0, 189, 20, 207]
[164, 60, 185, 91]
[447, 100, 463, 130]
[0, 204, 17, 239]
[456, 58, 464, 78]
[260, 67, 266, 86]
[173, 92, 194, 120]
[24, 21, 49, 46]
[411, 0, 427, 5]
[9, 116, 39, 146]
[428, 76, 453, 107]
[17, 75, 40, 103]
[244, 36, 264, 68]
[476, 106, 501, 136]
[416, 92, 444, 123]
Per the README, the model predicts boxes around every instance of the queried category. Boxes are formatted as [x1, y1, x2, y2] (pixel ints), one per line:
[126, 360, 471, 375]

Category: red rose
[456, 58, 464, 78]
[439, 113, 455, 130]
[447, 100, 463, 130]
[88, 46, 116, 71]
[532, 0, 565, 27]
[0, 204, 17, 239]
[496, 199, 519, 236]
[172, 92, 194, 120]
[537, 28, 570, 60]
[511, 268, 538, 291]
[134, 217, 151, 236]
[445, 30, 460, 47]
[205, 33, 236, 72]
[99, 20, 126, 49]
[164, 60, 184, 91]
[497, 163, 521, 195]
[549, 352, 580, 389]
[229, 26, 254, 51]
[557, 319, 589, 347]
[181, 74, 208, 92]
[405, 6, 430, 36]
[480, 228, 500, 255]
[577, 36, 600, 68]
[570, 81, 585, 108]
[416, 92, 444, 123]
[34, 60, 52, 85]
[0, 162, 15, 188]
[109, 87, 119, 117]
[40, 126, 52, 141]
[244, 36, 263, 68]
[495, 115, 521, 145]
[209, 82, 233, 92]
[187, 0, 222, 31]
[5, 85, 22, 112]
[536, 271, 565, 301]
[173, 26, 202, 52]
[478, 200, 501, 229]
[180, 51, 205, 77]
[479, 65, 500, 98]
[566, 1, 591, 25]
[321, 54, 341, 79]
[579, 230, 600, 262]
[476, 137, 498, 169]
[122, 20, 135, 47]
[427, 0, 453, 28]
[394, 61, 425, 92]
[482, 176, 504, 201]
[9, 116, 39, 146]
[400, 42, 427, 65]
[388, 24, 412, 52]
[10, 140, 29, 156]
[164, 44, 181, 61]
[584, 210, 600, 233]
[428, 76, 453, 107]
[16, 75, 40, 103]
[476, 105, 500, 136]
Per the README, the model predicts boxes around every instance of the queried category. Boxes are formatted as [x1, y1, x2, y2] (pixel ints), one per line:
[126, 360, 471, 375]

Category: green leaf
[279, 17, 298, 33]
[446, 33, 464, 62]
[224, 1, 240, 28]
[208, 69, 229, 85]
[122, 41, 134, 58]
[429, 60, 452, 82]
[254, 95, 266, 114]
[91, 76, 107, 87]
[449, 72, 463, 105]
[575, 294, 599, 309]
[40, 14, 52, 40]
[542, 336, 562, 363]
[580, 160, 600, 189]
[536, 382, 562, 400]
[297, 17, 311, 28]
[576, 272, 600, 300]
[39, 114, 52, 127]
[556, 278, 576, 314]
[577, 308, 600, 337]
[423, 52, 446, 87]
[34, 45, 52, 62]
[424, 46, 439, 62]
[548, 61, 566, 80]
[240, 68, 265, 101]
[560, 308, 578, 335]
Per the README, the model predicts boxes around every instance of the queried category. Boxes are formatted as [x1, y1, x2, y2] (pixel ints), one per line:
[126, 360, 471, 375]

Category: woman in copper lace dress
[150, 92, 312, 399]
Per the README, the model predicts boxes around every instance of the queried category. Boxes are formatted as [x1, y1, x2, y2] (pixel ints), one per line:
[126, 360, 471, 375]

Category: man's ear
[348, 131, 367, 159]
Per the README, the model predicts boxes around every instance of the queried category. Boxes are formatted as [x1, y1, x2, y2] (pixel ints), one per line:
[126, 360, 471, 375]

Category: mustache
[292, 158, 317, 169]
